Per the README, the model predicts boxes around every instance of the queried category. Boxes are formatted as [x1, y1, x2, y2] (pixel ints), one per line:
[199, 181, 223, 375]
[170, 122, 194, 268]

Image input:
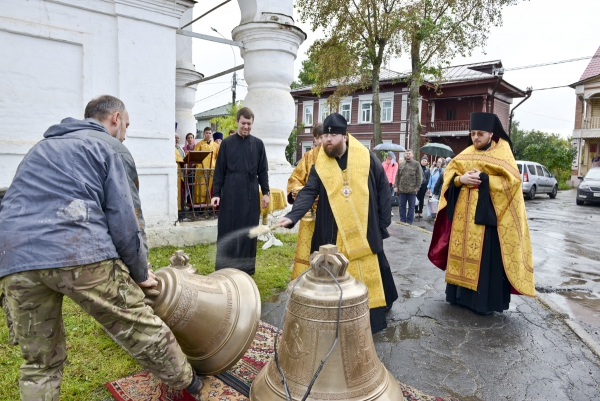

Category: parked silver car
[515, 160, 558, 200]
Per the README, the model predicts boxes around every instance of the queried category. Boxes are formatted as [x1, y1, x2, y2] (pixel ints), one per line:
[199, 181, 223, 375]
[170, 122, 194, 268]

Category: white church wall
[0, 0, 193, 229]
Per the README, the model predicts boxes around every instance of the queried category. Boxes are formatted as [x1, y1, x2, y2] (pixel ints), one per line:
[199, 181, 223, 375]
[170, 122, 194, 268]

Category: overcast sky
[190, 0, 599, 137]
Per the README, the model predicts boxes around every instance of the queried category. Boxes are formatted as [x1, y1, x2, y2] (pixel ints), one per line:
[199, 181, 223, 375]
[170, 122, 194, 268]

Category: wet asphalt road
[525, 189, 600, 329]
[261, 188, 600, 400]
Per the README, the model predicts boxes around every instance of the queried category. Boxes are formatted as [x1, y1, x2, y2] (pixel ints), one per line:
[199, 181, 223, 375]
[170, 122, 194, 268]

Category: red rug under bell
[105, 321, 460, 401]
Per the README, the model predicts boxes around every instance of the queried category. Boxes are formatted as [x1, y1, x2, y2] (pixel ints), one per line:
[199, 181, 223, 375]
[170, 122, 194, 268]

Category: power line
[504, 55, 596, 71]
[195, 87, 230, 103]
[516, 109, 572, 123]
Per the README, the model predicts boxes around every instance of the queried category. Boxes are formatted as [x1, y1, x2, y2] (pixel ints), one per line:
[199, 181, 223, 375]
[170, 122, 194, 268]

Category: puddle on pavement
[548, 292, 600, 328]
[561, 278, 588, 286]
[563, 291, 600, 312]
[266, 293, 280, 303]
[377, 318, 434, 342]
[566, 246, 600, 261]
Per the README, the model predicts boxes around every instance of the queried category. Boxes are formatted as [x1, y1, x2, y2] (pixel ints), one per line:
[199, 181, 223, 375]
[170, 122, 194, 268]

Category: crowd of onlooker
[382, 151, 452, 225]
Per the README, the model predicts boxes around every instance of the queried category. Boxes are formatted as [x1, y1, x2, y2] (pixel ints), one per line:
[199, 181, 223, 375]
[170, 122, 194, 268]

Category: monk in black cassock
[279, 113, 398, 333]
[211, 107, 270, 275]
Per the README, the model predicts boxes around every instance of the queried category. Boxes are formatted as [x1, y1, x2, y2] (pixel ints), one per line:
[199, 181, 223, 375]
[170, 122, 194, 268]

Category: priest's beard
[324, 141, 345, 158]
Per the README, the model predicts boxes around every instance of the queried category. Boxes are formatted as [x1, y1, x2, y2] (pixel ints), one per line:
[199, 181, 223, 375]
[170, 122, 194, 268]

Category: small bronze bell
[250, 245, 402, 400]
[146, 265, 261, 375]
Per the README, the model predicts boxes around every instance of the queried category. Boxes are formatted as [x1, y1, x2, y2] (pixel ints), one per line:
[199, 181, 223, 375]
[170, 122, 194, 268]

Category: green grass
[0, 233, 296, 400]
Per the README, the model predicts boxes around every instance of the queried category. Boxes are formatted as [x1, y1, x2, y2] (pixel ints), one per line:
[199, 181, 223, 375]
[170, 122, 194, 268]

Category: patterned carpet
[105, 321, 460, 401]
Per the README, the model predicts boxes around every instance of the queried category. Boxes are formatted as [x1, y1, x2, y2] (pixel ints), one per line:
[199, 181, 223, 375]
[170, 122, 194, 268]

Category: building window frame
[303, 102, 314, 126]
[381, 99, 393, 122]
[319, 100, 330, 122]
[340, 101, 352, 124]
[360, 101, 372, 124]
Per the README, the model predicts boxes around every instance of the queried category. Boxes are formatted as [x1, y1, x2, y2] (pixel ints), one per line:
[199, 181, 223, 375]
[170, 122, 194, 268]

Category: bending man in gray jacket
[0, 95, 203, 400]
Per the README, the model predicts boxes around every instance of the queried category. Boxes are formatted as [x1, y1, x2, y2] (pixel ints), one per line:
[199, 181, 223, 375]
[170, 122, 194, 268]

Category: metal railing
[177, 166, 217, 222]
[583, 117, 600, 129]
[426, 120, 470, 132]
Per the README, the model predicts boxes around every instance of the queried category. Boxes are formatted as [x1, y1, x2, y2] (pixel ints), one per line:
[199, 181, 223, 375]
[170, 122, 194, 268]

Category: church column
[232, 3, 306, 191]
[176, 8, 203, 138]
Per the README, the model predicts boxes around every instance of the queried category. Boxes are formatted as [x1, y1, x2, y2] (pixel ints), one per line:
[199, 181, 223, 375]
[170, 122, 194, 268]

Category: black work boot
[186, 372, 204, 396]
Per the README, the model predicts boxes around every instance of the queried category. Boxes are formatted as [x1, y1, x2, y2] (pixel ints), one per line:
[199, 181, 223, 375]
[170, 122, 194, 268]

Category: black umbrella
[420, 143, 454, 158]
[373, 143, 406, 152]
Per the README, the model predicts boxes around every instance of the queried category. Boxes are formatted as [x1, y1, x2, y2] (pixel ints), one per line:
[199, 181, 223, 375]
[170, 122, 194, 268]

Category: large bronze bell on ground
[250, 245, 402, 400]
[145, 262, 261, 375]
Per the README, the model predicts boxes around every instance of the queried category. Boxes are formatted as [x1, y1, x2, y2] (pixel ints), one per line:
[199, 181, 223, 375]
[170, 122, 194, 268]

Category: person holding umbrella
[382, 151, 398, 196]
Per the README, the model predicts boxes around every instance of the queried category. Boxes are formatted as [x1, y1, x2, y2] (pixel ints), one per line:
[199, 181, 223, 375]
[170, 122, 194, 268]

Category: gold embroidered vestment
[315, 135, 386, 308]
[438, 138, 535, 296]
[287, 147, 320, 279]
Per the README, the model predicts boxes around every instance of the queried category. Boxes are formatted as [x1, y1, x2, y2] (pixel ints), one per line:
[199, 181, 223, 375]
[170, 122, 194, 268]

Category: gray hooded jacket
[0, 118, 149, 282]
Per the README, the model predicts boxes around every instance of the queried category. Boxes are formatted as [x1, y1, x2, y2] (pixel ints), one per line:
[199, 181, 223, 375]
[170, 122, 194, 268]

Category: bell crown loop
[308, 245, 349, 278]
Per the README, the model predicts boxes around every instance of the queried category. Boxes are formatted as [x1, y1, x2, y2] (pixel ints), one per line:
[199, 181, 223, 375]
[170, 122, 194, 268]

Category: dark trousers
[399, 193, 416, 224]
[416, 184, 427, 214]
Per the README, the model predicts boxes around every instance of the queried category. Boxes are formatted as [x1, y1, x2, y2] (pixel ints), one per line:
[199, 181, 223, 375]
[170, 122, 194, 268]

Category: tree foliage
[210, 101, 243, 136]
[402, 0, 519, 158]
[291, 59, 319, 89]
[511, 121, 576, 188]
[296, 0, 404, 152]
[285, 123, 305, 165]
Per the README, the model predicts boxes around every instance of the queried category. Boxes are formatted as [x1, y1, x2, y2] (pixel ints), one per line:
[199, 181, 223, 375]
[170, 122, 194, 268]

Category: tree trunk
[409, 38, 422, 160]
[372, 64, 383, 160]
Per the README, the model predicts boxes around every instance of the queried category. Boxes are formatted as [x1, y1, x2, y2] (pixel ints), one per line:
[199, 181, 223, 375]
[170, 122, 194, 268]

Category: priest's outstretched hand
[278, 217, 293, 228]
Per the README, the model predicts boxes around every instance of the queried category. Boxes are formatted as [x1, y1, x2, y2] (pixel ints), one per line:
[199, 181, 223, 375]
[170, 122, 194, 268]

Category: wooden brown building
[291, 60, 526, 162]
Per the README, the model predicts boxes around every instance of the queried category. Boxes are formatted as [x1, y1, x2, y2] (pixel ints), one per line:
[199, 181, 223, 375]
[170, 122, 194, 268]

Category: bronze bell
[250, 244, 402, 400]
[146, 265, 261, 375]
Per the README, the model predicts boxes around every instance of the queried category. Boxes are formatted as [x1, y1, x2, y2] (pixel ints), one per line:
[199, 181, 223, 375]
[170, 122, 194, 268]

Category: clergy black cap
[323, 113, 347, 135]
[213, 131, 223, 140]
[469, 112, 512, 149]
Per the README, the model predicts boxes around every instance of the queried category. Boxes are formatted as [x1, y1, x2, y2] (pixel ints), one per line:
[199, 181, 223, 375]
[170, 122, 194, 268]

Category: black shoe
[186, 372, 204, 395]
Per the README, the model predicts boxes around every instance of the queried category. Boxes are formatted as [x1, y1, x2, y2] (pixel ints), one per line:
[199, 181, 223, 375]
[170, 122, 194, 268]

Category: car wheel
[549, 185, 557, 199]
[576, 199, 584, 205]
[527, 185, 536, 200]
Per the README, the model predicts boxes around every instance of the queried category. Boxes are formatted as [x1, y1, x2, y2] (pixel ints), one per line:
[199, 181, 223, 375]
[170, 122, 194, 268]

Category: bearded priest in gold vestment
[286, 123, 323, 279]
[279, 113, 398, 333]
[428, 112, 535, 314]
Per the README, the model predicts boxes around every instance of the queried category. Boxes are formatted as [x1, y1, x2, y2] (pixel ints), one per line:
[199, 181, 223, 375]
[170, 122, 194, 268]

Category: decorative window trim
[340, 99, 352, 124]
[319, 99, 330, 122]
[360, 100, 372, 124]
[381, 99, 393, 123]
[303, 102, 314, 126]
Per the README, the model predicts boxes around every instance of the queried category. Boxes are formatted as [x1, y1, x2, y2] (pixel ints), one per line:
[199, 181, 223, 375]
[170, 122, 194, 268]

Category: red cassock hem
[428, 206, 452, 271]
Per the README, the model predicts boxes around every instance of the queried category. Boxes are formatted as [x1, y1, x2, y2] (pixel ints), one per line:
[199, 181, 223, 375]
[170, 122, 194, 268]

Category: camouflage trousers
[0, 259, 194, 401]
[1, 292, 17, 345]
